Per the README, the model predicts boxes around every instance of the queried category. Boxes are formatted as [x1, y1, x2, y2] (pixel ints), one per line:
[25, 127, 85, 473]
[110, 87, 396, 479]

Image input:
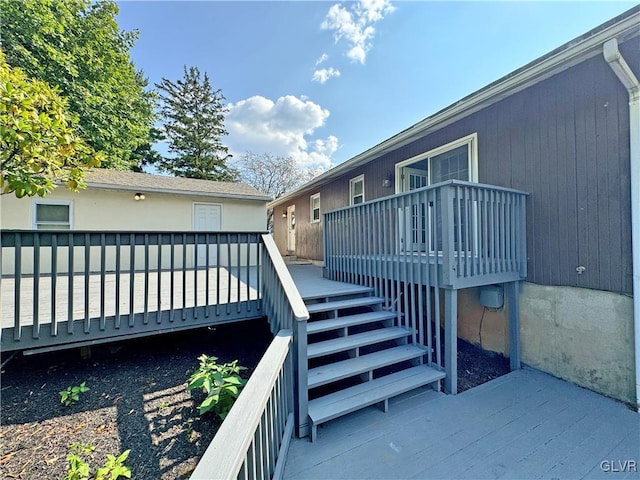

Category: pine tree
[155, 66, 235, 180]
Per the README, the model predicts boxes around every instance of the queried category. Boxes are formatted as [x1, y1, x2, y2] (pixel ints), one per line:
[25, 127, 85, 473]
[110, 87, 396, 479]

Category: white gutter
[604, 38, 640, 412]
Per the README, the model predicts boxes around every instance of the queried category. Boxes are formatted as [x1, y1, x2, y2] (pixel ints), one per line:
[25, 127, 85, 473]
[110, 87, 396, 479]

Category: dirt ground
[1, 322, 508, 479]
[0, 319, 272, 480]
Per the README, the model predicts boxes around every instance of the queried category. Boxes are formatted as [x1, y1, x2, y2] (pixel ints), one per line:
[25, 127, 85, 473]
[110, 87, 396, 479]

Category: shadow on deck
[283, 367, 640, 479]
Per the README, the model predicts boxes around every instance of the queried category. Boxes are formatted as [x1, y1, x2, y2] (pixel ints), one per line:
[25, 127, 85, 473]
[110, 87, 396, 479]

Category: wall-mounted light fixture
[281, 211, 287, 218]
[382, 174, 393, 188]
[134, 192, 146, 201]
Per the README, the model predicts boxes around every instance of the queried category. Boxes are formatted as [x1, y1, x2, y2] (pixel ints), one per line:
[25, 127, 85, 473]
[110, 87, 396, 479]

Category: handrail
[260, 234, 308, 324]
[325, 179, 529, 215]
[259, 234, 310, 439]
[191, 329, 294, 480]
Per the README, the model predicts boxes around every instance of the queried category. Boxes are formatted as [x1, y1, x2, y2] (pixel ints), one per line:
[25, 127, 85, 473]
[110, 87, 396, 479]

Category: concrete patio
[283, 367, 639, 479]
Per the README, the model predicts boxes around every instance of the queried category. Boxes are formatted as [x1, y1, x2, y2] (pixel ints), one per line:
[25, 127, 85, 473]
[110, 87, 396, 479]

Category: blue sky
[116, 1, 637, 171]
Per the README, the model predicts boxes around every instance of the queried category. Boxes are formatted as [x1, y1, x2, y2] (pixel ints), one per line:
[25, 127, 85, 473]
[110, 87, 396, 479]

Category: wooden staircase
[303, 286, 445, 442]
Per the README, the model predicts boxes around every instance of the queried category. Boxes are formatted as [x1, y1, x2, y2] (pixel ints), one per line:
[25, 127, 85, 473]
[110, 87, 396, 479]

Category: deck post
[444, 288, 457, 394]
[506, 280, 521, 370]
[294, 317, 309, 438]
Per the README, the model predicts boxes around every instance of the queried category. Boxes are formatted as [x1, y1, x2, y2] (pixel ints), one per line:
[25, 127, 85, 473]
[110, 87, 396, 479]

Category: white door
[286, 205, 296, 254]
[194, 203, 221, 266]
[399, 167, 428, 252]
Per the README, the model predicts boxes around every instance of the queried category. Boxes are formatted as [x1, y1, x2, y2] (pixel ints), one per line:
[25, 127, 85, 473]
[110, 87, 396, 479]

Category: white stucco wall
[1, 187, 266, 231]
[1, 187, 267, 274]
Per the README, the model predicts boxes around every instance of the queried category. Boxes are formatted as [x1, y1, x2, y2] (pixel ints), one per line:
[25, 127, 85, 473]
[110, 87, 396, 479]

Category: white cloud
[312, 67, 341, 84]
[226, 95, 338, 170]
[315, 53, 329, 66]
[321, 0, 395, 64]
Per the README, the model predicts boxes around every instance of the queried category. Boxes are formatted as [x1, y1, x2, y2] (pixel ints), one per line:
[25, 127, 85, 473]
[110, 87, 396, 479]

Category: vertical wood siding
[274, 37, 637, 294]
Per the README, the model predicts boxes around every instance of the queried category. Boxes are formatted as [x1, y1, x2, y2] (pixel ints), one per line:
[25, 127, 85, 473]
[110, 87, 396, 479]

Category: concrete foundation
[455, 282, 635, 405]
[519, 282, 634, 405]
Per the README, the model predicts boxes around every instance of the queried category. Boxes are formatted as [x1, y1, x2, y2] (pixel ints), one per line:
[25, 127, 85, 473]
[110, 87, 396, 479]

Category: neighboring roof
[82, 169, 271, 201]
[269, 5, 640, 208]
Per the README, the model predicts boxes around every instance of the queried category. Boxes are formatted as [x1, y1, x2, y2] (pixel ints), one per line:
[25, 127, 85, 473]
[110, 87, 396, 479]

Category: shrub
[187, 355, 247, 419]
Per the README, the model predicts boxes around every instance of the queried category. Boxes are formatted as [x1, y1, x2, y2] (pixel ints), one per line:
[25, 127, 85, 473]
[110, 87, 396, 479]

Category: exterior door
[400, 167, 428, 252]
[286, 205, 296, 254]
[194, 203, 221, 266]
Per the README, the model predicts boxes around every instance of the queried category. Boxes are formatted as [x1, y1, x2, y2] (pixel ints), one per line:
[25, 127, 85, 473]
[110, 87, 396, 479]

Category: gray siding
[275, 37, 638, 294]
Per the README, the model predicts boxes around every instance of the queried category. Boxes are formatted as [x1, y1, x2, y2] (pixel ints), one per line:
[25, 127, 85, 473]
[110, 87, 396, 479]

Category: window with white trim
[33, 201, 72, 230]
[395, 133, 478, 193]
[349, 175, 365, 205]
[394, 133, 478, 253]
[310, 193, 321, 223]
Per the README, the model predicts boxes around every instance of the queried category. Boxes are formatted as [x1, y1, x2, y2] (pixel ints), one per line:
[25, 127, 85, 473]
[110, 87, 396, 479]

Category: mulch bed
[0, 319, 272, 480]
[456, 337, 511, 392]
[1, 321, 508, 479]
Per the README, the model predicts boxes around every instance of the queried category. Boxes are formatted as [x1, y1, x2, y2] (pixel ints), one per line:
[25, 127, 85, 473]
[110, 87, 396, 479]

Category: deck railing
[1, 230, 263, 352]
[191, 329, 295, 480]
[324, 180, 527, 290]
[260, 234, 310, 438]
[191, 236, 310, 478]
[324, 180, 527, 372]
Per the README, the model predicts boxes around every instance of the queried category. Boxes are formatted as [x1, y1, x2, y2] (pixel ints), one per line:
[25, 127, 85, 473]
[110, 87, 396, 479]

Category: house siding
[275, 36, 638, 295]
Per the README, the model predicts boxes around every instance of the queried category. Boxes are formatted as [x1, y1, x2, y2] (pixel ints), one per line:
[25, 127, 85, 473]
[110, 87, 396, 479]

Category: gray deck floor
[283, 368, 640, 479]
[287, 263, 372, 300]
[1, 267, 258, 328]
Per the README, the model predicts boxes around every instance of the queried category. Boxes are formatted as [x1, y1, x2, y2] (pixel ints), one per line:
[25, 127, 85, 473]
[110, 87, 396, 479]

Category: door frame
[193, 202, 223, 267]
[286, 205, 296, 254]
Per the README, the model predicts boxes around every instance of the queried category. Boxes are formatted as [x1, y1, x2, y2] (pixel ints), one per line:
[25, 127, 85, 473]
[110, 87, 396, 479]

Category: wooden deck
[1, 267, 259, 328]
[286, 263, 373, 300]
[283, 368, 640, 479]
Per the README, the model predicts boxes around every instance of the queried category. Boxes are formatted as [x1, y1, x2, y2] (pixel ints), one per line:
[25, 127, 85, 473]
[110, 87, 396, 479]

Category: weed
[62, 443, 131, 480]
[59, 382, 90, 406]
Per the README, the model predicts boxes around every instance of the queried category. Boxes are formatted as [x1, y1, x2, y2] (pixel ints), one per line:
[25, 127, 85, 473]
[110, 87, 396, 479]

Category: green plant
[187, 355, 247, 419]
[59, 382, 90, 406]
[95, 450, 131, 480]
[63, 443, 94, 480]
[62, 443, 131, 480]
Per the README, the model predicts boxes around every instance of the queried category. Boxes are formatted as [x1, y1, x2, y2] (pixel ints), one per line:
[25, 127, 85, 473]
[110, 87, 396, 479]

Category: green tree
[1, 0, 156, 170]
[1, 52, 101, 198]
[155, 66, 235, 180]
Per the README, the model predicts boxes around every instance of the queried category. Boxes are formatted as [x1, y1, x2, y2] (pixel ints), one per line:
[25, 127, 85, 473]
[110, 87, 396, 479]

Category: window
[33, 201, 72, 230]
[349, 175, 365, 205]
[395, 133, 478, 193]
[310, 193, 321, 223]
[394, 134, 478, 253]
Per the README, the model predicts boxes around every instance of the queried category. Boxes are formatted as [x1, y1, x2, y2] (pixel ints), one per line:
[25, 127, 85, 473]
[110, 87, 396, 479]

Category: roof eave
[85, 182, 272, 202]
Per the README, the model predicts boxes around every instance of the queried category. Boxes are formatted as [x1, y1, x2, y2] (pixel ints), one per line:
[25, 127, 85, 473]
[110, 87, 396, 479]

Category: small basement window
[349, 175, 365, 205]
[310, 193, 321, 223]
[33, 201, 72, 230]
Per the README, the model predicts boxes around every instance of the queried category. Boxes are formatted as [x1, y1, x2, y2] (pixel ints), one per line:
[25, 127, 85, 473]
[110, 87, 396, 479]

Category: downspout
[603, 38, 640, 412]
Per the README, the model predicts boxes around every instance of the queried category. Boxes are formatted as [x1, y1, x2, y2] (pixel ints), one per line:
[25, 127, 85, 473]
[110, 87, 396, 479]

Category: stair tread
[308, 344, 428, 388]
[307, 311, 397, 334]
[309, 365, 445, 424]
[302, 286, 373, 301]
[308, 327, 413, 358]
[306, 296, 384, 314]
